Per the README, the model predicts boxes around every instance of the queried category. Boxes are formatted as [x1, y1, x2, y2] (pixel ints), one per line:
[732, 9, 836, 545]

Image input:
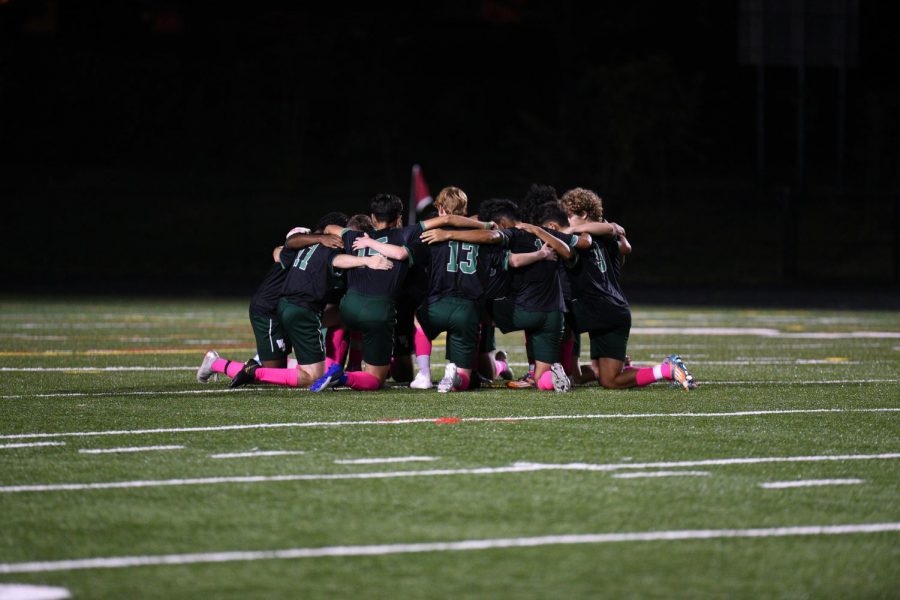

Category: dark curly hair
[520, 184, 558, 223]
[314, 211, 349, 233]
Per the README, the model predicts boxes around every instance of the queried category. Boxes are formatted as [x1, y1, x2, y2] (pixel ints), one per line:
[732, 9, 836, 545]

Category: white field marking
[1, 523, 898, 574]
[78, 445, 185, 455]
[210, 450, 306, 459]
[0, 367, 195, 372]
[0, 442, 65, 450]
[631, 327, 900, 339]
[0, 583, 71, 599]
[612, 471, 710, 479]
[334, 456, 439, 465]
[2, 407, 898, 441]
[0, 387, 285, 400]
[3, 377, 899, 401]
[760, 479, 865, 489]
[1, 453, 898, 494]
[698, 379, 900, 385]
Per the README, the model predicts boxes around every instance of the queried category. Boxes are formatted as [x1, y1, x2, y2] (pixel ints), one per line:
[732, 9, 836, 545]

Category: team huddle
[197, 185, 696, 393]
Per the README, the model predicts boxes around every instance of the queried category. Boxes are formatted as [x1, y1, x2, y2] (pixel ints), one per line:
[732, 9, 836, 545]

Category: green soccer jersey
[280, 244, 344, 313]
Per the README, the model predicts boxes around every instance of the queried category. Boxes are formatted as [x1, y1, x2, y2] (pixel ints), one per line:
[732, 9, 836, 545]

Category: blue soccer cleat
[310, 363, 345, 392]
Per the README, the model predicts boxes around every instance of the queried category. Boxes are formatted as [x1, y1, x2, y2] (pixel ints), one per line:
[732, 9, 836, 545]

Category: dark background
[2, 1, 898, 305]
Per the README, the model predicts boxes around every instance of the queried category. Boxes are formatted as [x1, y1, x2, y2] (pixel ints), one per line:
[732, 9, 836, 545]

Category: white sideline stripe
[334, 456, 439, 465]
[0, 442, 65, 450]
[1, 523, 898, 574]
[0, 583, 71, 599]
[0, 367, 195, 372]
[632, 327, 900, 339]
[3, 378, 898, 400]
[78, 445, 185, 455]
[760, 479, 865, 489]
[210, 451, 306, 459]
[1, 453, 898, 494]
[1, 407, 898, 440]
[612, 471, 710, 479]
[0, 388, 283, 400]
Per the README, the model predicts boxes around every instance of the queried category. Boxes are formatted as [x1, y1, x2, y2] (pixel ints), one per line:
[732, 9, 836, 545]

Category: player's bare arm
[420, 228, 502, 245]
[351, 234, 409, 261]
[333, 253, 393, 271]
[514, 222, 573, 259]
[509, 244, 557, 268]
[284, 233, 343, 250]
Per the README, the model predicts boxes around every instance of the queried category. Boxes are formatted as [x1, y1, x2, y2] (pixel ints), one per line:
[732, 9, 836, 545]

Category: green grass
[1, 298, 898, 599]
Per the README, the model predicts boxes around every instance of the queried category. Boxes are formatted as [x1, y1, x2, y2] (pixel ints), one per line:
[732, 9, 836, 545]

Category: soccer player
[226, 213, 393, 389]
[311, 193, 490, 392]
[425, 198, 584, 391]
[560, 187, 695, 390]
[196, 221, 340, 384]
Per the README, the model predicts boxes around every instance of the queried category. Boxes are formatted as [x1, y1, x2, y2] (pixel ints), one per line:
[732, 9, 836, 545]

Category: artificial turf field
[0, 298, 898, 599]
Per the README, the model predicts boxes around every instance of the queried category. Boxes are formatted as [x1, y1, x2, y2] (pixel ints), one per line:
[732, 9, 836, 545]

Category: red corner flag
[408, 164, 432, 223]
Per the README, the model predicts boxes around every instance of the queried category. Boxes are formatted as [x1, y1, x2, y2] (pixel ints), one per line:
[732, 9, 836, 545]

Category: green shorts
[340, 291, 396, 367]
[249, 309, 292, 362]
[570, 300, 631, 361]
[490, 298, 564, 364]
[276, 298, 325, 365]
[417, 296, 480, 367]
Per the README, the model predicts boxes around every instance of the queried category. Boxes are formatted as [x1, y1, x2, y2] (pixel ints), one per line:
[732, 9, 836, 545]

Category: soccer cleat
[228, 358, 260, 388]
[311, 363, 344, 392]
[506, 373, 535, 389]
[549, 362, 571, 393]
[664, 354, 695, 391]
[624, 355, 632, 367]
[197, 350, 220, 383]
[494, 350, 514, 380]
[437, 363, 461, 393]
[409, 372, 433, 390]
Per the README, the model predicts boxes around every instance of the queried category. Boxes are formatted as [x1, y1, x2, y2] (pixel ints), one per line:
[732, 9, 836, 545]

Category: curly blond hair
[433, 186, 468, 216]
[560, 187, 603, 222]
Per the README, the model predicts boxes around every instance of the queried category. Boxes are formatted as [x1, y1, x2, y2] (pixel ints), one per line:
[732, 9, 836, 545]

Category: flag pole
[408, 165, 418, 225]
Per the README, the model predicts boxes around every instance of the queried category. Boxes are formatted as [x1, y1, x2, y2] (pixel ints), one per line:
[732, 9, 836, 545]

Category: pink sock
[346, 371, 381, 391]
[325, 357, 337, 370]
[560, 340, 575, 374]
[212, 359, 244, 378]
[635, 363, 671, 387]
[455, 371, 470, 391]
[326, 327, 348, 365]
[254, 367, 299, 387]
[414, 327, 432, 357]
[494, 359, 508, 375]
[537, 370, 554, 390]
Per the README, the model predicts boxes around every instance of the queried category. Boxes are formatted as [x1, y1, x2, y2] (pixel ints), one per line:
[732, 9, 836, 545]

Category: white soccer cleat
[550, 362, 571, 393]
[437, 363, 460, 393]
[409, 371, 433, 390]
[197, 350, 220, 383]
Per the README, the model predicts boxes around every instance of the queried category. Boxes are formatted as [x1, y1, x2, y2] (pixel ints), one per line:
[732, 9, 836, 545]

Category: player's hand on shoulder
[352, 233, 372, 251]
[420, 229, 450, 244]
[322, 234, 343, 249]
[539, 243, 558, 261]
[367, 254, 393, 270]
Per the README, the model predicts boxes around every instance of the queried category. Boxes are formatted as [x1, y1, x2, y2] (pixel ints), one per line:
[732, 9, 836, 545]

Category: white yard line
[612, 471, 710, 479]
[0, 583, 71, 599]
[334, 456, 439, 465]
[210, 450, 306, 459]
[1, 407, 897, 441]
[1, 453, 897, 494]
[0, 441, 65, 450]
[760, 479, 865, 489]
[631, 328, 900, 339]
[78, 445, 185, 455]
[3, 378, 898, 400]
[0, 523, 897, 574]
[0, 367, 195, 372]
